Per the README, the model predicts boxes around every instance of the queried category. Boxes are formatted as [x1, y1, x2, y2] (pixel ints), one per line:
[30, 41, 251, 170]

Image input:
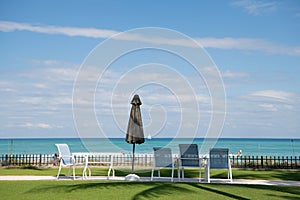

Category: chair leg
[228, 170, 229, 180]
[228, 159, 233, 182]
[88, 168, 91, 177]
[171, 165, 174, 182]
[68, 166, 71, 177]
[207, 167, 210, 183]
[229, 166, 233, 182]
[82, 165, 87, 179]
[107, 166, 112, 180]
[82, 168, 87, 179]
[57, 165, 62, 179]
[151, 167, 154, 181]
[112, 168, 115, 178]
[110, 156, 113, 178]
[82, 167, 90, 179]
[82, 169, 86, 179]
[199, 166, 201, 182]
[73, 166, 76, 180]
[83, 158, 88, 179]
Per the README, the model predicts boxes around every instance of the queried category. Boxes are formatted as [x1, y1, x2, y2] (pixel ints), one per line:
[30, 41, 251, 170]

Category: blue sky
[0, 0, 300, 139]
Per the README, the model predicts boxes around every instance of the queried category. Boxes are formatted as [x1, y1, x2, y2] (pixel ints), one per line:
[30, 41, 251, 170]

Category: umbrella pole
[125, 143, 139, 181]
[132, 143, 135, 173]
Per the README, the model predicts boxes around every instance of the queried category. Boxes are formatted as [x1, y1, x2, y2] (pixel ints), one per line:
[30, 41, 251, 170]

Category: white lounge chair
[151, 147, 175, 182]
[55, 144, 86, 180]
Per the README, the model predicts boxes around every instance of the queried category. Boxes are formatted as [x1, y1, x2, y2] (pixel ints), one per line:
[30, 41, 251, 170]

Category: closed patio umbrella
[125, 94, 145, 180]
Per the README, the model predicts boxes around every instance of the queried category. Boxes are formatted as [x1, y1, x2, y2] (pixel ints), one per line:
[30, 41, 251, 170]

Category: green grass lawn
[0, 180, 299, 200]
[0, 167, 299, 199]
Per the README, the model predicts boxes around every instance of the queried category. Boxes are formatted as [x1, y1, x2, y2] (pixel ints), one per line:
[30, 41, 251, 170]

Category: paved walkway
[0, 176, 299, 186]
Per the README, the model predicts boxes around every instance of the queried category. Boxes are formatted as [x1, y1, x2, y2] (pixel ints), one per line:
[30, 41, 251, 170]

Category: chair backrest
[55, 144, 72, 165]
[179, 144, 199, 167]
[153, 147, 173, 168]
[209, 148, 229, 169]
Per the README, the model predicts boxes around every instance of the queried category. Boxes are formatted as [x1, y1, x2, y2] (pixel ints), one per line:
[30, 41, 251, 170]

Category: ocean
[0, 138, 299, 156]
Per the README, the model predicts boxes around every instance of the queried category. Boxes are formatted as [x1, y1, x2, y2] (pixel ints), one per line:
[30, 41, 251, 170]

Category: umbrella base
[125, 174, 140, 181]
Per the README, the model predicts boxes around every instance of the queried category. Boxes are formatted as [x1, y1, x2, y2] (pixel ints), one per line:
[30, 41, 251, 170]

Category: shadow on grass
[209, 169, 300, 181]
[266, 194, 300, 200]
[244, 184, 300, 197]
[188, 183, 250, 200]
[25, 181, 300, 199]
[258, 171, 300, 181]
[26, 181, 194, 199]
[5, 166, 43, 170]
[202, 183, 300, 200]
[131, 183, 193, 200]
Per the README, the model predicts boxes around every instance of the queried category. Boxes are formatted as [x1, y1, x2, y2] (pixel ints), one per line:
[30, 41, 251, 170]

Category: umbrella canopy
[125, 94, 145, 144]
[125, 94, 144, 175]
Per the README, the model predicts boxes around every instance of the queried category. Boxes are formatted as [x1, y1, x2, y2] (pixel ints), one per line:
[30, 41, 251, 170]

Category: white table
[72, 152, 123, 179]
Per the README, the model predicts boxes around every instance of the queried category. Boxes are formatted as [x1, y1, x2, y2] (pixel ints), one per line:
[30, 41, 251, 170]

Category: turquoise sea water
[0, 138, 299, 156]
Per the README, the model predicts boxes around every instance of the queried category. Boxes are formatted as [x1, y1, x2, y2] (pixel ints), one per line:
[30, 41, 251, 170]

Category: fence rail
[1, 154, 300, 169]
[231, 155, 300, 169]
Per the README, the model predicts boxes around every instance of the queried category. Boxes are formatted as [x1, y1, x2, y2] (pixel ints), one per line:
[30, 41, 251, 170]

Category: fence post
[11, 154, 15, 165]
[5, 154, 9, 165]
[256, 156, 258, 168]
[39, 154, 42, 166]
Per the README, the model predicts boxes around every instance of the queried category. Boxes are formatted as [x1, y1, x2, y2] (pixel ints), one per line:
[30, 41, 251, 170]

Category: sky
[0, 0, 300, 139]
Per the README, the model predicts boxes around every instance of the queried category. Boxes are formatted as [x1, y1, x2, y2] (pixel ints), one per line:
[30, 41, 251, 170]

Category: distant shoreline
[1, 137, 299, 140]
[1, 138, 299, 156]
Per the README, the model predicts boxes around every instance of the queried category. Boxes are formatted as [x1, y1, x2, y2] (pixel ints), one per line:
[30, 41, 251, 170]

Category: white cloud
[29, 60, 79, 82]
[247, 90, 296, 103]
[19, 123, 62, 129]
[231, 0, 278, 16]
[0, 87, 17, 92]
[18, 97, 43, 104]
[259, 103, 278, 112]
[0, 81, 17, 92]
[45, 68, 78, 81]
[197, 37, 300, 56]
[222, 70, 248, 79]
[1, 20, 299, 56]
[0, 21, 118, 38]
[0, 62, 77, 128]
[28, 83, 48, 89]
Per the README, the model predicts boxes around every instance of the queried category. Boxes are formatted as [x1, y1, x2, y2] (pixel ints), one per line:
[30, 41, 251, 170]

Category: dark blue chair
[178, 144, 202, 182]
[206, 148, 232, 183]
